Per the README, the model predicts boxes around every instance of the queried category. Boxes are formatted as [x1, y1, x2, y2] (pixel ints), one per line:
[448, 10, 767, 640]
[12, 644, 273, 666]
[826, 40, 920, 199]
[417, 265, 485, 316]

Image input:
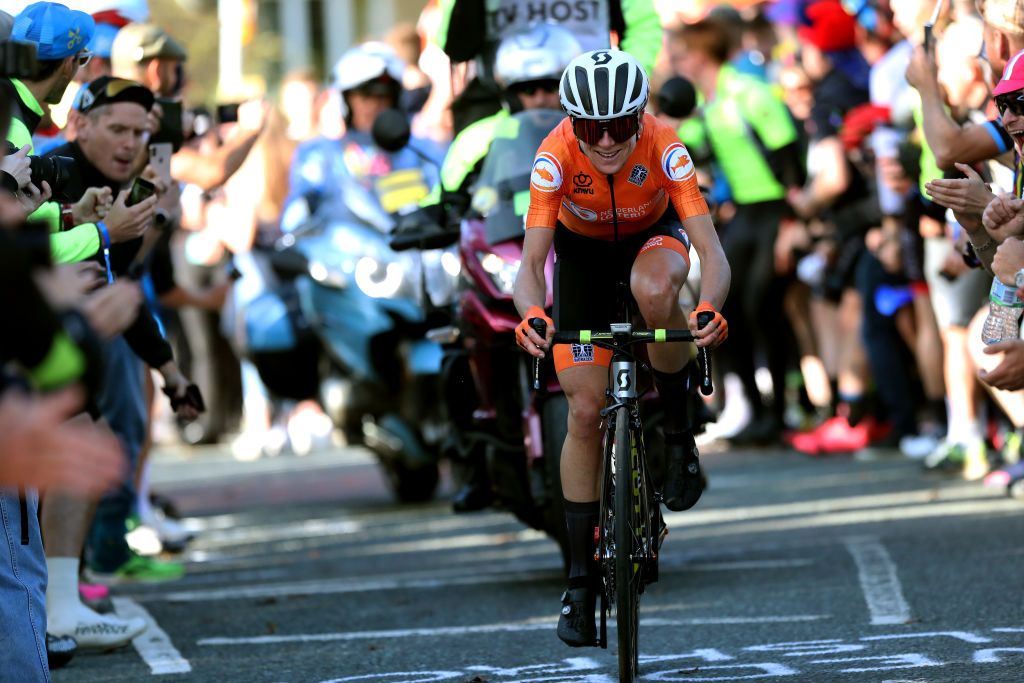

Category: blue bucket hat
[12, 2, 95, 61]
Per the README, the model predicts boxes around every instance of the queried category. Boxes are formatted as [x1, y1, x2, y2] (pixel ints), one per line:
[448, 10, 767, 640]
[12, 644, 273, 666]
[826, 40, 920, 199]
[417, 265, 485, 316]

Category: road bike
[535, 317, 713, 682]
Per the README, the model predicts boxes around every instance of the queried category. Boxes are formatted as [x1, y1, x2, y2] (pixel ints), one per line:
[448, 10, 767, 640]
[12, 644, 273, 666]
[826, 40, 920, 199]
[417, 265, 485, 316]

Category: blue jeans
[0, 488, 50, 683]
[87, 336, 147, 573]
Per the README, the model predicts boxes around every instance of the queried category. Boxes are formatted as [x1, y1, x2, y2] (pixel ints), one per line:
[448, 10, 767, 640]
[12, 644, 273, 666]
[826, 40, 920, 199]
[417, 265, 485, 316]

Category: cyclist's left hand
[688, 302, 727, 349]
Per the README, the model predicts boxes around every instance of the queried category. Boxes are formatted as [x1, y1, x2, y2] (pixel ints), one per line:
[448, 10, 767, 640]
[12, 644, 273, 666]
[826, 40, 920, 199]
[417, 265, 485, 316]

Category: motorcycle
[243, 127, 454, 503]
[391, 108, 572, 566]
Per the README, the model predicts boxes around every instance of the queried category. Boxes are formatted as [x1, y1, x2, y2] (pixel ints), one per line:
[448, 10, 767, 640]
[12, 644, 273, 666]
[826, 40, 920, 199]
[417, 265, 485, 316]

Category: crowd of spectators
[2, 0, 1024, 680]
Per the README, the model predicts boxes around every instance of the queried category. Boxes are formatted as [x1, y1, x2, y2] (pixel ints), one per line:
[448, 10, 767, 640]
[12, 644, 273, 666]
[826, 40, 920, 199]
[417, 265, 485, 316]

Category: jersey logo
[572, 172, 594, 195]
[531, 152, 563, 193]
[565, 199, 598, 222]
[661, 143, 695, 182]
[628, 164, 648, 187]
[571, 343, 594, 363]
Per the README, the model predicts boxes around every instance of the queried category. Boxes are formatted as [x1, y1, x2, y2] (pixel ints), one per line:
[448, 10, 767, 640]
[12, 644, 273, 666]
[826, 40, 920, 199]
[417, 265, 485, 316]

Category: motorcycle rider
[429, 23, 581, 512]
[514, 49, 730, 647]
[282, 41, 439, 229]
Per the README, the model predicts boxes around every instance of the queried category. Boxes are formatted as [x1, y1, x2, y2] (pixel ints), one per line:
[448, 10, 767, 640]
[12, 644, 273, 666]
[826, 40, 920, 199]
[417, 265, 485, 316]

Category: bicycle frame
[547, 321, 712, 683]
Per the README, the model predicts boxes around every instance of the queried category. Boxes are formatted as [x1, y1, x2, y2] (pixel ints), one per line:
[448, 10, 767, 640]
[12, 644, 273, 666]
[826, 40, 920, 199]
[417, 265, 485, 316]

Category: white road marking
[843, 536, 911, 626]
[992, 627, 1024, 632]
[197, 615, 829, 646]
[112, 597, 191, 675]
[144, 555, 811, 604]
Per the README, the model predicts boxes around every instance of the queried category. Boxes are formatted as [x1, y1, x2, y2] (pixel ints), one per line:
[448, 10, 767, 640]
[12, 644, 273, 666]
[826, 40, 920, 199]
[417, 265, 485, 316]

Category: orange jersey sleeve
[525, 128, 571, 230]
[647, 117, 709, 221]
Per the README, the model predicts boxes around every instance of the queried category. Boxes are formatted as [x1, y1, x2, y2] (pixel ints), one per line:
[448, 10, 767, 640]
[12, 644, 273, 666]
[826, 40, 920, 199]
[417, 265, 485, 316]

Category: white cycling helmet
[559, 49, 649, 119]
[332, 41, 405, 94]
[494, 23, 581, 88]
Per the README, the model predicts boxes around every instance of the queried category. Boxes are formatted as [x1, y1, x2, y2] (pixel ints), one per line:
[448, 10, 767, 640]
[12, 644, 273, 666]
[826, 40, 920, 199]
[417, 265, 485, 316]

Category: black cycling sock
[653, 366, 691, 436]
[564, 499, 599, 590]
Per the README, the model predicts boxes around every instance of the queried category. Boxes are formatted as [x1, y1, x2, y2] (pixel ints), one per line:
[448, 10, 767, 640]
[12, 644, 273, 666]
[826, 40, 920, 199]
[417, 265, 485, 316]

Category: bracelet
[970, 235, 997, 253]
[96, 221, 111, 249]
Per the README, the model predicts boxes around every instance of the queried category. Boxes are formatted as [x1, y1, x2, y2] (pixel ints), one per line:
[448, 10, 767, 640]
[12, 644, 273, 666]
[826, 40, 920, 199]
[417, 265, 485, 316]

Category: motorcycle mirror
[371, 109, 411, 152]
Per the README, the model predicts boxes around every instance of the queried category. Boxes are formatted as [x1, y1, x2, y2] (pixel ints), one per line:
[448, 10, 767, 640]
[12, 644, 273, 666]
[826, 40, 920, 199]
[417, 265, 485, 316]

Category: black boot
[557, 586, 597, 647]
[663, 430, 704, 511]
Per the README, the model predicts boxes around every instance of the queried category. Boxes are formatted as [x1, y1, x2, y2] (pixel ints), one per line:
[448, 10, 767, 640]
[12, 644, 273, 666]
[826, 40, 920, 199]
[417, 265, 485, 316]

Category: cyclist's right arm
[513, 226, 554, 358]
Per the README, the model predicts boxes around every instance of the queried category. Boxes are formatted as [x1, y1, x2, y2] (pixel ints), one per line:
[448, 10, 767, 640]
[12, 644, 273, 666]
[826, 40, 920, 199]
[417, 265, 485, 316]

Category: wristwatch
[1016, 268, 1024, 290]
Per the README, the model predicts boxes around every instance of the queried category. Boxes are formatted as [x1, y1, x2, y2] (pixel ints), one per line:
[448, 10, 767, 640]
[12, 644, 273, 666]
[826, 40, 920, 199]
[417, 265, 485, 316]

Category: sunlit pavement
[54, 442, 1024, 682]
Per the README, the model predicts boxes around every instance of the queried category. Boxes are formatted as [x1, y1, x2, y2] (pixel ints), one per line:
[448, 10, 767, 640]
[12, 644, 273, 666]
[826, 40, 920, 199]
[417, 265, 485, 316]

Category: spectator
[669, 17, 803, 446]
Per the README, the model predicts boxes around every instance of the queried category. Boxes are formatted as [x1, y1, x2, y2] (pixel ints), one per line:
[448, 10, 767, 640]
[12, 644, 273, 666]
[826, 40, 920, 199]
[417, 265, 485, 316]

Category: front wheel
[613, 407, 639, 681]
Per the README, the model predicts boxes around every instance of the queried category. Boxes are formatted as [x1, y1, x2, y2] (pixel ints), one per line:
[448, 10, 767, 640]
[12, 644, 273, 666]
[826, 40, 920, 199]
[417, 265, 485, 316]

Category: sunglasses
[571, 114, 640, 146]
[996, 92, 1024, 117]
[75, 50, 93, 68]
[509, 80, 559, 97]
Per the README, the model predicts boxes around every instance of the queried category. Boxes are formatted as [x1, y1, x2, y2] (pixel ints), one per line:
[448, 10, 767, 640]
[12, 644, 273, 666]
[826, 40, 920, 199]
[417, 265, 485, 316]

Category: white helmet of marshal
[559, 49, 649, 119]
[331, 41, 405, 94]
[494, 23, 582, 88]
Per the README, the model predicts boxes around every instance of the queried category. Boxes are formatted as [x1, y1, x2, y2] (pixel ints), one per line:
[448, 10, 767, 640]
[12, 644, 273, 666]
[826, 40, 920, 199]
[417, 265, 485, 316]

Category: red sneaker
[816, 416, 871, 454]
[790, 416, 845, 455]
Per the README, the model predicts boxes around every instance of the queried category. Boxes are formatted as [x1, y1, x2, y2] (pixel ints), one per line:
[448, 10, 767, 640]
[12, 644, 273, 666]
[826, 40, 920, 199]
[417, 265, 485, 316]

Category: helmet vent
[594, 66, 609, 117]
[574, 66, 593, 114]
[613, 63, 629, 114]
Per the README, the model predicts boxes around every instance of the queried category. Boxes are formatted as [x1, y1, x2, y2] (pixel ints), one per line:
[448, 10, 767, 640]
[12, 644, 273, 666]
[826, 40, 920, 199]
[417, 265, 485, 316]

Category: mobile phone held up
[126, 177, 157, 207]
[216, 103, 241, 124]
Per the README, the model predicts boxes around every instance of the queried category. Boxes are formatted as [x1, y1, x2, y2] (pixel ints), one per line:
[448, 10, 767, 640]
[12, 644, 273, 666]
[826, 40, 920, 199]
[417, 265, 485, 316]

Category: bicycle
[532, 315, 713, 682]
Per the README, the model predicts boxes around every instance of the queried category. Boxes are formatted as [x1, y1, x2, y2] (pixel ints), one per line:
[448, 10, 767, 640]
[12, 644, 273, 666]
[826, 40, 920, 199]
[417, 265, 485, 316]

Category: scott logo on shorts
[571, 343, 594, 363]
[661, 143, 695, 182]
[531, 153, 563, 192]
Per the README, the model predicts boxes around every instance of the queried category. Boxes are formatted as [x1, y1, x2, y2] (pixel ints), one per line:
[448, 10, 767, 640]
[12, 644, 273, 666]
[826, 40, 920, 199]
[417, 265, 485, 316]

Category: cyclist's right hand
[516, 305, 554, 358]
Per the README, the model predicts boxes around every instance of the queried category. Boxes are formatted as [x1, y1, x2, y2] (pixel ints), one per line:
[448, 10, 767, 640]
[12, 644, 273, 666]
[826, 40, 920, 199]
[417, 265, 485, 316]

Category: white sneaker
[900, 434, 940, 460]
[139, 506, 195, 546]
[48, 608, 146, 650]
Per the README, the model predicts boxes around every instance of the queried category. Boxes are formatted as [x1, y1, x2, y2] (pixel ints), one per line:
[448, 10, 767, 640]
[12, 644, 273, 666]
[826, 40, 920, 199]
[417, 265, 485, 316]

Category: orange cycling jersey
[526, 113, 709, 240]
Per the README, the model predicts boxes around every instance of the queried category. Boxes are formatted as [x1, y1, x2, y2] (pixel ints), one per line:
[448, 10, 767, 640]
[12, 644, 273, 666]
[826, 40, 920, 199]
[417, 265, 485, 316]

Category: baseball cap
[993, 48, 1024, 96]
[87, 22, 120, 59]
[978, 0, 1024, 36]
[111, 22, 187, 64]
[798, 0, 858, 52]
[74, 75, 154, 113]
[11, 2, 95, 61]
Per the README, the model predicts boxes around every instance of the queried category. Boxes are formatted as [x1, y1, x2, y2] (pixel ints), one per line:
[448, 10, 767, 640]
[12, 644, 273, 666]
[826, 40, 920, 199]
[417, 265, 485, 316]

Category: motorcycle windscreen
[470, 108, 564, 246]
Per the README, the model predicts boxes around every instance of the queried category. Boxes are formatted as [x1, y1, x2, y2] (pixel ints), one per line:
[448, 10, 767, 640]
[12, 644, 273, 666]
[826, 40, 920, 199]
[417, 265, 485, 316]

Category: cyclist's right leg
[553, 363, 607, 647]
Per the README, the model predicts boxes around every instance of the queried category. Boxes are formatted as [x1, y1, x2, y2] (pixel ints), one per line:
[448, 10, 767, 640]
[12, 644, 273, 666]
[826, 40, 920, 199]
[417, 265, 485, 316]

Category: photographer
[4, 3, 150, 266]
[41, 77, 203, 600]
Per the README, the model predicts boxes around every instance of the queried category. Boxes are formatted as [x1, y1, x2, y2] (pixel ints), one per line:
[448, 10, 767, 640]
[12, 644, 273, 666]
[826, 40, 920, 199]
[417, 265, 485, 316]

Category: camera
[3, 141, 76, 201]
[0, 40, 37, 79]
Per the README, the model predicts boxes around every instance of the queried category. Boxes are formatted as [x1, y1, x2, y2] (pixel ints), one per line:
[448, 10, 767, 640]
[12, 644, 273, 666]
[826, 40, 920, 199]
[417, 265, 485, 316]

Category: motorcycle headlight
[478, 252, 519, 295]
[309, 260, 348, 288]
[354, 256, 405, 299]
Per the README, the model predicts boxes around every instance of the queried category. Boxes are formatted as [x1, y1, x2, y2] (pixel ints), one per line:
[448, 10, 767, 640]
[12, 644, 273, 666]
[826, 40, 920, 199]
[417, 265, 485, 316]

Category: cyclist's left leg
[630, 232, 704, 511]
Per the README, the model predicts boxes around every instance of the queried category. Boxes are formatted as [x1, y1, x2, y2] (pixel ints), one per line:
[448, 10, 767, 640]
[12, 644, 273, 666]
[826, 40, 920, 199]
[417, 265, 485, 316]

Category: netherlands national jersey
[526, 113, 709, 240]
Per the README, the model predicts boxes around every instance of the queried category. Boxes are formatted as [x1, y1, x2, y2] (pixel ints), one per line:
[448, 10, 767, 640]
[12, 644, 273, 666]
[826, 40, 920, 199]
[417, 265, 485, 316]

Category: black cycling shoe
[556, 587, 597, 647]
[663, 432, 704, 512]
[47, 633, 77, 670]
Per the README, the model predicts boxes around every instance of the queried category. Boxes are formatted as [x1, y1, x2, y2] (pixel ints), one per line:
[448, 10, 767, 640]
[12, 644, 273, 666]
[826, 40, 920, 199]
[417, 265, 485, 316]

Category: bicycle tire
[613, 406, 640, 681]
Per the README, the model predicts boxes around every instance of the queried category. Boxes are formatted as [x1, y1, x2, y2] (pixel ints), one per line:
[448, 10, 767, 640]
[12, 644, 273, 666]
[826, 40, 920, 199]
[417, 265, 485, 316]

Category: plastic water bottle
[981, 279, 1024, 345]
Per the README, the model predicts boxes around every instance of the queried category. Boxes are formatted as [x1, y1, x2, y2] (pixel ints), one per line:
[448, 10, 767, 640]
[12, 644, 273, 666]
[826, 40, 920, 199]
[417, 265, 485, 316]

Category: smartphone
[0, 39, 38, 79]
[151, 98, 184, 151]
[216, 103, 241, 124]
[126, 177, 157, 207]
[923, 23, 935, 55]
[148, 142, 172, 185]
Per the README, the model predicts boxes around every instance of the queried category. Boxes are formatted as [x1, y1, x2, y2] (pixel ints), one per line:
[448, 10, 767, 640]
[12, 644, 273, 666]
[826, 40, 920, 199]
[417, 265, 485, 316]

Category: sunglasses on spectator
[571, 114, 640, 146]
[75, 50, 93, 68]
[509, 80, 559, 97]
[995, 92, 1024, 117]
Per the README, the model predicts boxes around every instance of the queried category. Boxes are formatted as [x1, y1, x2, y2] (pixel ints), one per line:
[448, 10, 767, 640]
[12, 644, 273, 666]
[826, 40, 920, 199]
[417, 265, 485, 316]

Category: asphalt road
[54, 442, 1024, 683]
